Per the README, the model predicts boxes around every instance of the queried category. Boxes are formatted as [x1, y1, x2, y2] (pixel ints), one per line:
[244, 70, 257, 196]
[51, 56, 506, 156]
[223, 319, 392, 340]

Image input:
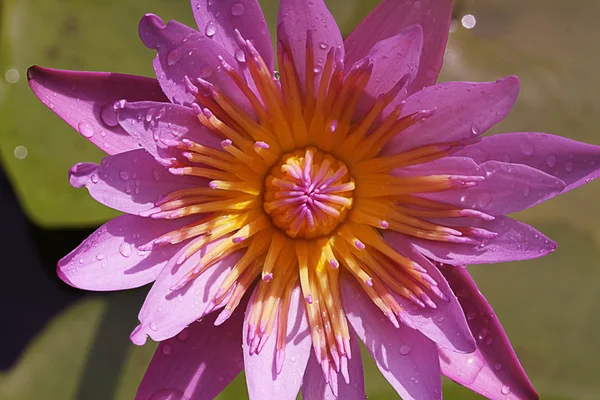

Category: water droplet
[167, 49, 182, 66]
[318, 42, 328, 50]
[100, 104, 120, 127]
[96, 253, 104, 260]
[486, 337, 494, 346]
[494, 362, 503, 371]
[78, 121, 95, 138]
[161, 343, 173, 355]
[205, 21, 217, 37]
[199, 64, 213, 78]
[477, 327, 488, 340]
[79, 258, 84, 264]
[546, 154, 557, 168]
[177, 329, 190, 341]
[520, 141, 535, 156]
[470, 122, 481, 136]
[145, 107, 157, 122]
[152, 169, 161, 182]
[91, 173, 100, 183]
[437, 316, 445, 323]
[501, 385, 511, 395]
[234, 48, 246, 63]
[290, 356, 296, 362]
[313, 66, 322, 74]
[400, 344, 411, 355]
[149, 322, 158, 331]
[523, 185, 531, 197]
[477, 193, 492, 208]
[119, 243, 132, 257]
[119, 170, 130, 181]
[565, 161, 574, 172]
[466, 311, 476, 320]
[230, 2, 246, 16]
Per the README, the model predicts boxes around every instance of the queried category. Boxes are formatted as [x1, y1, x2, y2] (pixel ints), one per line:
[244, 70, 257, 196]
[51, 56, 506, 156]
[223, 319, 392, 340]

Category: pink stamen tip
[365, 278, 373, 287]
[191, 103, 202, 115]
[276, 348, 285, 375]
[232, 236, 246, 244]
[153, 236, 172, 246]
[398, 313, 418, 330]
[305, 295, 313, 304]
[168, 167, 185, 176]
[262, 273, 273, 282]
[214, 308, 231, 326]
[208, 181, 219, 189]
[254, 141, 269, 149]
[386, 311, 400, 328]
[181, 152, 194, 160]
[418, 108, 436, 119]
[328, 120, 338, 132]
[409, 293, 426, 308]
[379, 220, 389, 229]
[202, 108, 213, 118]
[421, 273, 438, 287]
[113, 99, 126, 110]
[221, 139, 232, 148]
[354, 239, 365, 250]
[184, 75, 199, 95]
[329, 259, 339, 269]
[176, 253, 188, 265]
[138, 208, 157, 217]
[420, 293, 437, 309]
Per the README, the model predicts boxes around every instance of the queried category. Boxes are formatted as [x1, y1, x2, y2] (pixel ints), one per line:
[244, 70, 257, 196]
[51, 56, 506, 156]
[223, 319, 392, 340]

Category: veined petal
[136, 308, 245, 400]
[277, 0, 344, 91]
[410, 216, 556, 265]
[383, 231, 476, 353]
[397, 157, 566, 215]
[138, 14, 251, 111]
[455, 132, 600, 193]
[382, 77, 520, 155]
[131, 237, 243, 344]
[69, 149, 205, 215]
[355, 25, 423, 117]
[116, 101, 222, 164]
[438, 265, 539, 400]
[243, 285, 312, 400]
[344, 0, 453, 94]
[301, 329, 365, 400]
[190, 0, 273, 70]
[57, 214, 192, 291]
[27, 66, 167, 155]
[342, 276, 443, 400]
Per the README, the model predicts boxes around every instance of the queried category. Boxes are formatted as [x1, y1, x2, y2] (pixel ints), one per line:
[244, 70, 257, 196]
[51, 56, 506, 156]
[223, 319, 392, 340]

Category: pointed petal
[396, 157, 566, 215]
[57, 214, 193, 291]
[342, 277, 442, 400]
[136, 308, 245, 400]
[190, 0, 273, 70]
[243, 285, 312, 400]
[383, 231, 476, 353]
[138, 14, 250, 110]
[438, 265, 539, 400]
[383, 77, 520, 155]
[131, 238, 243, 344]
[344, 0, 453, 94]
[277, 0, 344, 91]
[355, 25, 423, 116]
[27, 66, 167, 155]
[410, 216, 556, 265]
[455, 132, 600, 193]
[301, 329, 365, 400]
[69, 149, 205, 215]
[116, 101, 222, 164]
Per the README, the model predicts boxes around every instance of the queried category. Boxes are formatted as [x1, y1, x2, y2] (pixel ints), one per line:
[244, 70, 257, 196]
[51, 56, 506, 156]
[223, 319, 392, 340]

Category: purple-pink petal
[243, 285, 312, 400]
[69, 149, 205, 215]
[455, 132, 600, 193]
[27, 66, 168, 155]
[342, 276, 443, 400]
[190, 0, 274, 71]
[301, 329, 365, 400]
[135, 309, 245, 400]
[383, 231, 476, 353]
[131, 238, 243, 344]
[382, 77, 520, 155]
[344, 0, 453, 95]
[277, 0, 344, 91]
[410, 216, 556, 265]
[57, 214, 193, 291]
[354, 25, 423, 117]
[396, 157, 566, 215]
[438, 265, 539, 400]
[138, 14, 251, 112]
[116, 101, 222, 165]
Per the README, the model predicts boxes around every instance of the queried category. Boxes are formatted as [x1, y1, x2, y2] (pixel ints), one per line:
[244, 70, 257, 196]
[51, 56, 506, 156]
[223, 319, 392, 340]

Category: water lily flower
[28, 0, 600, 399]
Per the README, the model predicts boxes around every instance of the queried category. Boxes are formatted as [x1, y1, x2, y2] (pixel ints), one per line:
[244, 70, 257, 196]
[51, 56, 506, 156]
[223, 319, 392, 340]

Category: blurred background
[1, 0, 599, 399]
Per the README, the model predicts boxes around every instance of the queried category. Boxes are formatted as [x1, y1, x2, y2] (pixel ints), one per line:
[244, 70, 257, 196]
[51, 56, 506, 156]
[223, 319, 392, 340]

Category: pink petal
[354, 25, 423, 117]
[438, 265, 539, 400]
[277, 0, 344, 91]
[190, 0, 273, 70]
[301, 329, 365, 400]
[383, 231, 476, 353]
[57, 214, 192, 291]
[116, 101, 222, 164]
[344, 0, 453, 95]
[410, 216, 556, 265]
[136, 308, 245, 400]
[382, 77, 520, 155]
[131, 238, 243, 344]
[27, 66, 168, 155]
[342, 276, 442, 400]
[396, 157, 566, 215]
[243, 285, 312, 400]
[455, 132, 600, 193]
[69, 149, 205, 215]
[138, 14, 251, 111]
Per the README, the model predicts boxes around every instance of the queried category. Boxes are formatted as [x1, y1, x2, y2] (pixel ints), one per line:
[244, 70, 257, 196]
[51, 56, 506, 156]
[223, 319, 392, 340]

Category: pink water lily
[28, 0, 600, 399]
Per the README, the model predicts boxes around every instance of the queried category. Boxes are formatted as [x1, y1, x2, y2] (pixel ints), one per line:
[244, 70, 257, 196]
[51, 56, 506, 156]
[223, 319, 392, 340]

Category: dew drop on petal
[523, 185, 531, 197]
[96, 253, 104, 260]
[78, 121, 95, 138]
[91, 173, 100, 183]
[119, 170, 130, 181]
[546, 154, 557, 168]
[152, 169, 161, 182]
[477, 193, 492, 208]
[234, 48, 246, 63]
[167, 49, 181, 66]
[520, 141, 535, 156]
[494, 362, 503, 371]
[400, 344, 412, 355]
[470, 122, 481, 136]
[205, 21, 217, 37]
[161, 343, 173, 355]
[501, 385, 511, 395]
[565, 161, 574, 172]
[119, 243, 132, 257]
[230, 2, 246, 16]
[318, 41, 328, 50]
[149, 322, 158, 331]
[466, 311, 476, 320]
[100, 104, 120, 127]
[177, 329, 190, 341]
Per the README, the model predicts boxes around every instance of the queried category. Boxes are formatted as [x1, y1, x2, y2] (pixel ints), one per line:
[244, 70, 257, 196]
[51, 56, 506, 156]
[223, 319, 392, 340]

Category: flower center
[263, 147, 354, 239]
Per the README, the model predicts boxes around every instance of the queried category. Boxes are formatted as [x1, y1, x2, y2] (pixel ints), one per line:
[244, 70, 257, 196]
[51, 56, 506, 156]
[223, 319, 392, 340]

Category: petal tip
[139, 13, 165, 49]
[68, 162, 97, 188]
[130, 324, 149, 346]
